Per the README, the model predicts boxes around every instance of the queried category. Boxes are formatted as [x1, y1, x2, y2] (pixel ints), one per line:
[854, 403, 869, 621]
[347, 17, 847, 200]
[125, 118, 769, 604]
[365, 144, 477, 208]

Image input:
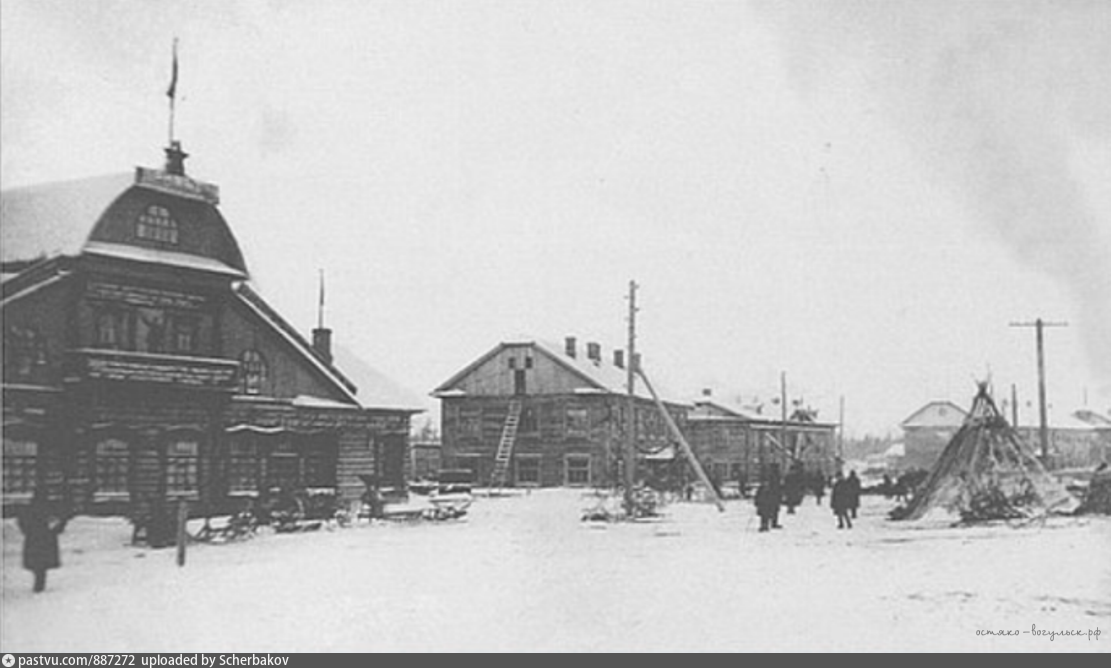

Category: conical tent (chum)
[893, 384, 1078, 522]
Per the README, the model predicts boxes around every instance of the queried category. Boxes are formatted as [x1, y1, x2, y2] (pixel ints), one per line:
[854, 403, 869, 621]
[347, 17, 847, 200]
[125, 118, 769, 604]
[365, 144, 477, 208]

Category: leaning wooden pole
[636, 368, 726, 512]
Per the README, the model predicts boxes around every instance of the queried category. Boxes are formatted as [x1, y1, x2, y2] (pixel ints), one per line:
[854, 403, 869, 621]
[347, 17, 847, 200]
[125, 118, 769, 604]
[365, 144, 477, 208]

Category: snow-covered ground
[3, 490, 1109, 652]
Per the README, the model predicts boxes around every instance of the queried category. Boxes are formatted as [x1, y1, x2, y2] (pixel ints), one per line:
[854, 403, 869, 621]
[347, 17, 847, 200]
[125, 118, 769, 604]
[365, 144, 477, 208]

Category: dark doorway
[514, 369, 526, 395]
[378, 434, 407, 488]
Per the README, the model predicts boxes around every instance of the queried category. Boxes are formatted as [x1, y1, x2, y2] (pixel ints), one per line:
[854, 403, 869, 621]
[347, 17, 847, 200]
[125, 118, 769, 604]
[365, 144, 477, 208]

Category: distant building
[686, 394, 839, 489]
[1, 142, 421, 514]
[432, 336, 688, 488]
[1015, 409, 1111, 470]
[902, 398, 1111, 472]
[900, 400, 968, 471]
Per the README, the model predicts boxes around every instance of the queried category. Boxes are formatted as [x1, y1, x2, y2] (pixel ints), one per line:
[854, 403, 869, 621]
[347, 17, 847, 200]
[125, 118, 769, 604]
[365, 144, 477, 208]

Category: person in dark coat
[17, 500, 69, 593]
[830, 472, 853, 529]
[782, 464, 805, 514]
[811, 470, 826, 506]
[846, 470, 862, 519]
[754, 481, 779, 532]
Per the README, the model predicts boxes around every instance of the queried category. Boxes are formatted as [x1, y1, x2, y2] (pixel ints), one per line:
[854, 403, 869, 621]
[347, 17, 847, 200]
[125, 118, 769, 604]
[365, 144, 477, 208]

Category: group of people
[753, 463, 861, 531]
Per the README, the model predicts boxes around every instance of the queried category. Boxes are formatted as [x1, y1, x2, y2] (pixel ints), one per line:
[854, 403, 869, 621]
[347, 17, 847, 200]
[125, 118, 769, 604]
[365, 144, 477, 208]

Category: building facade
[899, 400, 968, 471]
[686, 396, 839, 491]
[1, 144, 419, 516]
[432, 337, 688, 488]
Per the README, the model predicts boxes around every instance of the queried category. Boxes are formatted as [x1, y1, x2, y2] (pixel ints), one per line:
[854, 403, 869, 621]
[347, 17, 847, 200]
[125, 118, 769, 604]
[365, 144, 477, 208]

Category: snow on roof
[233, 282, 422, 413]
[1, 173, 134, 264]
[330, 344, 426, 413]
[901, 400, 968, 428]
[84, 241, 245, 278]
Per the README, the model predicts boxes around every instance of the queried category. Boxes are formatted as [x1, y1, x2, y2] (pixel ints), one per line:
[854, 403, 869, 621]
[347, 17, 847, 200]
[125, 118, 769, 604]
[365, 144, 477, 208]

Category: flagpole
[167, 38, 179, 146]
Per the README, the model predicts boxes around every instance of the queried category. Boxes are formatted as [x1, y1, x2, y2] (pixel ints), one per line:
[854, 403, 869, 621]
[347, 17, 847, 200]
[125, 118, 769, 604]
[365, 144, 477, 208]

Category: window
[4, 326, 47, 380]
[566, 408, 589, 435]
[525, 357, 533, 369]
[519, 406, 538, 434]
[227, 436, 260, 494]
[459, 408, 482, 439]
[268, 439, 300, 491]
[95, 437, 130, 497]
[300, 434, 337, 489]
[136, 205, 178, 244]
[171, 315, 198, 354]
[565, 455, 591, 486]
[95, 309, 128, 349]
[239, 350, 267, 395]
[515, 456, 541, 486]
[508, 357, 517, 369]
[2, 435, 37, 497]
[166, 436, 199, 496]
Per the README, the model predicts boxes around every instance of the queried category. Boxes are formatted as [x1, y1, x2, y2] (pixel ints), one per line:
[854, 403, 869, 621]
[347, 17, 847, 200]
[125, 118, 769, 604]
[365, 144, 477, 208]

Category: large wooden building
[1, 143, 420, 516]
[686, 394, 839, 490]
[432, 337, 689, 488]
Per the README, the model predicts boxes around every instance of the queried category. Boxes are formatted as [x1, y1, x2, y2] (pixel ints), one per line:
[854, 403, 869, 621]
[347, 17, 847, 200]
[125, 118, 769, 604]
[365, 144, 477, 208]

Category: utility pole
[624, 280, 638, 516]
[1011, 383, 1018, 427]
[780, 371, 788, 460]
[1009, 318, 1067, 462]
[838, 395, 845, 464]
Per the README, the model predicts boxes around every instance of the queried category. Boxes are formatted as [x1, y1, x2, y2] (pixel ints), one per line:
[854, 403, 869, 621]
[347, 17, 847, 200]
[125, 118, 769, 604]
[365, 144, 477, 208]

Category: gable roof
[331, 344, 426, 413]
[233, 282, 420, 413]
[432, 337, 685, 404]
[901, 400, 968, 429]
[689, 398, 838, 429]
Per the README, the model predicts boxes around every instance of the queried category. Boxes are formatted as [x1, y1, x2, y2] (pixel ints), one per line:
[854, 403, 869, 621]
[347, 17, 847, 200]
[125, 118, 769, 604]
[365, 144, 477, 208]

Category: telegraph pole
[1009, 318, 1067, 462]
[780, 371, 788, 459]
[624, 280, 638, 515]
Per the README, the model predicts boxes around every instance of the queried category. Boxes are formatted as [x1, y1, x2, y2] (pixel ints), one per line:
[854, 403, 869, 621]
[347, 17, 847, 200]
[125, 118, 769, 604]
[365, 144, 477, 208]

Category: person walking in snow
[18, 499, 69, 593]
[831, 472, 853, 529]
[846, 470, 862, 519]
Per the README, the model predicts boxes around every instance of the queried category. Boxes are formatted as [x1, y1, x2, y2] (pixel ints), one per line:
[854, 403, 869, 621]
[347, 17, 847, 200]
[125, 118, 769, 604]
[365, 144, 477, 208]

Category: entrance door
[378, 434, 407, 488]
[514, 369, 526, 395]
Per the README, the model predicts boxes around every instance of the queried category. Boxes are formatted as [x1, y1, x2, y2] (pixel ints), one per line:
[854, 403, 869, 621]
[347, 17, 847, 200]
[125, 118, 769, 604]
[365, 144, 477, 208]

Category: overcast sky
[3, 0, 1109, 436]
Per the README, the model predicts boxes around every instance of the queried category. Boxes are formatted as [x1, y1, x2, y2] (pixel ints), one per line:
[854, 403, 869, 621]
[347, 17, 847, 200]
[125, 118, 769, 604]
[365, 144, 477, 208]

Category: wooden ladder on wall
[490, 399, 523, 490]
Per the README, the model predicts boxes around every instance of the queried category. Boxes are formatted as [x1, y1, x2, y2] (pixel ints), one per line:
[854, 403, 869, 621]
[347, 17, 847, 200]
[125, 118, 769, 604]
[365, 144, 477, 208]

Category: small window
[239, 350, 267, 395]
[508, 358, 517, 369]
[136, 205, 179, 244]
[2, 436, 38, 497]
[519, 406, 539, 434]
[4, 326, 47, 380]
[95, 437, 130, 497]
[566, 408, 589, 434]
[565, 455, 591, 486]
[525, 357, 533, 369]
[515, 456, 541, 486]
[171, 315, 198, 354]
[166, 436, 200, 496]
[227, 436, 260, 494]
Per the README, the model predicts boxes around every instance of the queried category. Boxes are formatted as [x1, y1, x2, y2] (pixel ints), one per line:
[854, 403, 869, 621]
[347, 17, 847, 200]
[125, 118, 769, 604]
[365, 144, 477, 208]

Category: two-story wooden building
[1, 143, 420, 515]
[686, 394, 839, 490]
[432, 336, 688, 488]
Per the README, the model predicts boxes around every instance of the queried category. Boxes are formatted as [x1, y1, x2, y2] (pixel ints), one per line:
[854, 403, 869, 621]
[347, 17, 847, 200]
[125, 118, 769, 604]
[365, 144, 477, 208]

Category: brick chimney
[613, 350, 625, 369]
[312, 327, 333, 364]
[586, 342, 601, 364]
[565, 336, 577, 358]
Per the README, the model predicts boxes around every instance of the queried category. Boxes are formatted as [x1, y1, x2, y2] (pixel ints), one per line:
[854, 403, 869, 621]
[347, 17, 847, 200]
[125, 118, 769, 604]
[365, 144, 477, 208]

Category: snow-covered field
[3, 490, 1109, 652]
